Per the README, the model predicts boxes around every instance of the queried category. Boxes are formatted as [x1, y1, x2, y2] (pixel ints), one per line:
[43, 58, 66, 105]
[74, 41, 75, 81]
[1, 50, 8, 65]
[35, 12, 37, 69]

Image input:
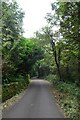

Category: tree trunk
[54, 49, 61, 80]
[51, 40, 61, 80]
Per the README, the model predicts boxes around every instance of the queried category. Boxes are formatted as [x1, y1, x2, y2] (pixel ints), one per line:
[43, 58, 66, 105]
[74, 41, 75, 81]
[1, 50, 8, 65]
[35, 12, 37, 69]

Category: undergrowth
[45, 74, 80, 120]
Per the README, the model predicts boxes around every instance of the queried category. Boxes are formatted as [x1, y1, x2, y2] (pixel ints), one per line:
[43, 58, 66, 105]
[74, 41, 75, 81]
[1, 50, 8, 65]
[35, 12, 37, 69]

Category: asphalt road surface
[3, 79, 64, 118]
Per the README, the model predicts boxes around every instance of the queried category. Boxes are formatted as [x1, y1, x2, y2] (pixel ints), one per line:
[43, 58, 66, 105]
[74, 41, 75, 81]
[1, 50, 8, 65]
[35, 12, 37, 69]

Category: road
[3, 79, 64, 118]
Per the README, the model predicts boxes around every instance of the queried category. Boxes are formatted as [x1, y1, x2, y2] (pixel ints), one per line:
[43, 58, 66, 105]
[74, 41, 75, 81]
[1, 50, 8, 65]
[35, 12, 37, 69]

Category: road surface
[3, 79, 64, 118]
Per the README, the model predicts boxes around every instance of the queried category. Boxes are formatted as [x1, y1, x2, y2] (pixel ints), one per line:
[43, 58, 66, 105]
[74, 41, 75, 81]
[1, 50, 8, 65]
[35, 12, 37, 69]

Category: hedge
[2, 77, 30, 102]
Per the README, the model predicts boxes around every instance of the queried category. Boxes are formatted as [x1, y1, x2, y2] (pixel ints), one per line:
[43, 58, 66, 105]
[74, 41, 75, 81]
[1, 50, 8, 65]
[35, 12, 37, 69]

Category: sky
[16, 0, 54, 38]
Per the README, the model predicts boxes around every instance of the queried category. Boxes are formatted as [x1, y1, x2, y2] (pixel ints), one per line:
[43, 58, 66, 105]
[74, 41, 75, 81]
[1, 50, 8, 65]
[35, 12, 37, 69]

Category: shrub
[45, 74, 59, 83]
[2, 76, 30, 102]
[46, 74, 80, 119]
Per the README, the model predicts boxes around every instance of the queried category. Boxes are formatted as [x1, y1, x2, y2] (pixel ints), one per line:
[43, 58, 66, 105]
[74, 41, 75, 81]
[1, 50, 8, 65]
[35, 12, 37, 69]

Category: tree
[2, 0, 24, 84]
[50, 35, 62, 80]
[59, 2, 80, 83]
[2, 1, 24, 49]
[10, 37, 44, 76]
[2, 37, 44, 83]
[44, 2, 80, 83]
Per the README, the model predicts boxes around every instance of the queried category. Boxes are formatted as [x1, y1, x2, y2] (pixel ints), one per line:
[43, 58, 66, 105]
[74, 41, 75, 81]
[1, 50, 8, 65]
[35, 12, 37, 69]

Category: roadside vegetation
[2, 0, 44, 102]
[1, 1, 80, 119]
[45, 74, 80, 120]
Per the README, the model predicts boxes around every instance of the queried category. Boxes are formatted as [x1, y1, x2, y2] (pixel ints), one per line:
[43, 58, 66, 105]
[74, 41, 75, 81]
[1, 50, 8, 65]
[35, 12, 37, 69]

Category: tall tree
[35, 26, 62, 80]
[2, 1, 24, 49]
[2, 0, 24, 84]
[45, 2, 80, 83]
[59, 2, 80, 83]
[45, 3, 62, 80]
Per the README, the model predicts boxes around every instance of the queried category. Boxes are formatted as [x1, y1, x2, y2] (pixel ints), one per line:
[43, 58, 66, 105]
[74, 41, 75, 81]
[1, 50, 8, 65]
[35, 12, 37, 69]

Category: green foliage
[46, 73, 80, 98]
[35, 26, 52, 46]
[45, 73, 80, 119]
[2, 1, 24, 47]
[59, 2, 80, 83]
[2, 37, 44, 84]
[60, 96, 79, 120]
[2, 75, 30, 102]
[34, 27, 55, 78]
[57, 82, 80, 97]
[2, 0, 25, 84]
[60, 83, 79, 119]
[43, 2, 80, 84]
[45, 74, 59, 83]
[58, 84, 80, 120]
[2, 0, 44, 85]
[10, 38, 44, 74]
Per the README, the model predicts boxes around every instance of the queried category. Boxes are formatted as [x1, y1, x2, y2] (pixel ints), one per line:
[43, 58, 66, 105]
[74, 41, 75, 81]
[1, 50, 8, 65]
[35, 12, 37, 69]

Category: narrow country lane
[3, 79, 64, 118]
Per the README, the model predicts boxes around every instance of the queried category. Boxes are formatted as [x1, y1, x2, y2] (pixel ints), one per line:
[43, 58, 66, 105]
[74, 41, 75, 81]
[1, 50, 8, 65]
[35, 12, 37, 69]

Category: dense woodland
[1, 0, 80, 119]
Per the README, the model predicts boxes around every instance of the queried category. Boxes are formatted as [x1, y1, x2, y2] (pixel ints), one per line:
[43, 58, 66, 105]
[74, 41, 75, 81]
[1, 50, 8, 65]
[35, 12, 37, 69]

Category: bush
[56, 82, 80, 97]
[45, 74, 59, 84]
[45, 74, 80, 119]
[60, 96, 78, 119]
[55, 82, 80, 119]
[2, 76, 30, 102]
